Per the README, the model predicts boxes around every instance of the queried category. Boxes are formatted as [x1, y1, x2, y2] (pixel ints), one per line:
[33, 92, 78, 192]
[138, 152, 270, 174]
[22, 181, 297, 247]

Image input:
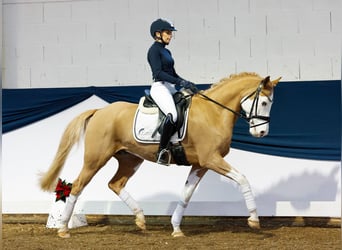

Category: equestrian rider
[148, 18, 198, 165]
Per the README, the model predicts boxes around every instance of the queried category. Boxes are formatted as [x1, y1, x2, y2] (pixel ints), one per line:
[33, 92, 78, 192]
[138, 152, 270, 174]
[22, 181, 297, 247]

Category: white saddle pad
[133, 97, 189, 144]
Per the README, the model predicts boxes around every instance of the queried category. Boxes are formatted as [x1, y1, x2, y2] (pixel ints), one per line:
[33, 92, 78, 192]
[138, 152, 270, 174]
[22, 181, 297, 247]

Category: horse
[39, 72, 281, 238]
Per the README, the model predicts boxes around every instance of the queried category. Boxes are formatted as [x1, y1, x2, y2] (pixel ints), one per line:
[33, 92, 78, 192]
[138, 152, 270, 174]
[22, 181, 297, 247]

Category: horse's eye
[261, 101, 267, 107]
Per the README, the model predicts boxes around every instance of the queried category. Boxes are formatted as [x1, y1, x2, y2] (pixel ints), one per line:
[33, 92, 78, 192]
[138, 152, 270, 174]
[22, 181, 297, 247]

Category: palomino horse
[40, 72, 281, 238]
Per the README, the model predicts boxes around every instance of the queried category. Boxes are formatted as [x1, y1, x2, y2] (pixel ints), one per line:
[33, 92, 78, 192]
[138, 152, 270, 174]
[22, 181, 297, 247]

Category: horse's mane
[209, 72, 261, 90]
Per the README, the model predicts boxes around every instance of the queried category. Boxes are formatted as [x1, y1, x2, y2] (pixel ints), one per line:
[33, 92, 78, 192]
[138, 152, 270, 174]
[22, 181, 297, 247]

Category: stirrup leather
[157, 149, 171, 166]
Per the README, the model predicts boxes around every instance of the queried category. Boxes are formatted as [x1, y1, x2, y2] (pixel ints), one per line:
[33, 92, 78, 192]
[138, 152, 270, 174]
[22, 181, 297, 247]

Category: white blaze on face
[241, 93, 273, 137]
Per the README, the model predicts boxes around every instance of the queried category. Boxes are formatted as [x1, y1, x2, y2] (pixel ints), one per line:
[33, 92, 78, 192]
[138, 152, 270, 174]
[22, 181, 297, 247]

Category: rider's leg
[150, 81, 178, 123]
[150, 81, 178, 165]
[157, 113, 176, 165]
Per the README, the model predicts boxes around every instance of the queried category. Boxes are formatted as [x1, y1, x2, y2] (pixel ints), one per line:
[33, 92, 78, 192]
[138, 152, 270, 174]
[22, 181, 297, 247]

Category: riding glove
[180, 80, 199, 94]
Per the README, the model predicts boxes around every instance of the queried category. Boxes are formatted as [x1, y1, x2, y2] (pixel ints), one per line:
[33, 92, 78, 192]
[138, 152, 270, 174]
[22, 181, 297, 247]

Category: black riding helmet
[150, 18, 177, 39]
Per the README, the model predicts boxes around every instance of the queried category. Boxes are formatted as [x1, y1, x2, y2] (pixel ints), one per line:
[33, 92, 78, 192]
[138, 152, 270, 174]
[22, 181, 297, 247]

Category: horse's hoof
[248, 218, 261, 229]
[135, 211, 146, 230]
[57, 231, 71, 238]
[171, 231, 185, 237]
[135, 219, 146, 230]
[57, 225, 70, 238]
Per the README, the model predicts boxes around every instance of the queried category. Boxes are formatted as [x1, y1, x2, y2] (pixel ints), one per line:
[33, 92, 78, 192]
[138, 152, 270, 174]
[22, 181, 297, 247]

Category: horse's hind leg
[171, 165, 208, 237]
[57, 147, 114, 238]
[57, 161, 109, 238]
[108, 151, 145, 230]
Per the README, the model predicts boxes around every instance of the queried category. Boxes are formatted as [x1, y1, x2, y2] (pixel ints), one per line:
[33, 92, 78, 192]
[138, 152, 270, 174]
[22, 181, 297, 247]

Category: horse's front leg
[226, 167, 260, 229]
[171, 165, 208, 237]
[207, 156, 260, 229]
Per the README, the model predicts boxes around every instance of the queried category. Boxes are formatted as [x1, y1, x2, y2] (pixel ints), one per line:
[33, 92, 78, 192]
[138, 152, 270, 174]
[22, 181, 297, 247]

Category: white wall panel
[87, 64, 116, 85]
[3, 23, 56, 46]
[3, 66, 31, 88]
[101, 42, 130, 64]
[71, 42, 101, 65]
[282, 35, 315, 57]
[298, 11, 331, 35]
[43, 2, 72, 23]
[266, 11, 299, 35]
[85, 22, 116, 42]
[218, 0, 250, 14]
[267, 56, 300, 80]
[235, 13, 266, 36]
[56, 23, 87, 43]
[43, 44, 72, 65]
[57, 65, 87, 86]
[251, 36, 283, 57]
[3, 2, 43, 24]
[2, 0, 341, 86]
[100, 0, 130, 21]
[188, 0, 218, 18]
[300, 56, 334, 80]
[158, 0, 189, 21]
[331, 9, 342, 34]
[314, 34, 341, 57]
[204, 15, 235, 39]
[249, 0, 282, 13]
[280, 0, 314, 11]
[15, 44, 43, 67]
[129, 0, 158, 23]
[219, 37, 250, 60]
[31, 64, 60, 87]
[236, 57, 268, 77]
[331, 56, 341, 79]
[313, 0, 341, 10]
[71, 0, 102, 22]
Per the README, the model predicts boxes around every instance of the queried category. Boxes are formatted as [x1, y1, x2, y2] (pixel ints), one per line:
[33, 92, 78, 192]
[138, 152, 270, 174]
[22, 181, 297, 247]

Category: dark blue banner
[2, 81, 341, 161]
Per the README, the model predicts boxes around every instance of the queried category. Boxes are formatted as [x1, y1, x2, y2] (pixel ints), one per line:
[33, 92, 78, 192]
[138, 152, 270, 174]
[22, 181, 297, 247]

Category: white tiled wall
[2, 0, 341, 88]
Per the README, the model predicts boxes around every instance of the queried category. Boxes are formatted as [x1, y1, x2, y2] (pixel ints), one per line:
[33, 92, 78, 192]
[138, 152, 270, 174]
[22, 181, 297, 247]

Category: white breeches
[150, 81, 178, 123]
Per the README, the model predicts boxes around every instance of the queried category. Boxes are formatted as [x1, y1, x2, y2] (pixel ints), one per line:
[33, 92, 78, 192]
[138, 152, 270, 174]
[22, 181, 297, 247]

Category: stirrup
[157, 149, 171, 166]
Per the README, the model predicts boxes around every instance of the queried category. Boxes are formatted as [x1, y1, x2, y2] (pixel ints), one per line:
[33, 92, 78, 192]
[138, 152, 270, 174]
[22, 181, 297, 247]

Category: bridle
[198, 80, 273, 128]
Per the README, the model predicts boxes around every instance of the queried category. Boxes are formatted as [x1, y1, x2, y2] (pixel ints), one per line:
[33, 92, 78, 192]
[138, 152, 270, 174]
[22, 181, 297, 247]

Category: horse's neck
[205, 77, 257, 111]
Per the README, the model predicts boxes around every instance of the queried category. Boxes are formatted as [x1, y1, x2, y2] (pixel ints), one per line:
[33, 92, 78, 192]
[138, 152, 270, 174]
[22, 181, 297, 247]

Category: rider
[148, 18, 198, 165]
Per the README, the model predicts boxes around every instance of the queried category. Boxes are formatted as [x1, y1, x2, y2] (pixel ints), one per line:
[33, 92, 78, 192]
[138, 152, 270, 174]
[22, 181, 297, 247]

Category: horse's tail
[39, 109, 98, 192]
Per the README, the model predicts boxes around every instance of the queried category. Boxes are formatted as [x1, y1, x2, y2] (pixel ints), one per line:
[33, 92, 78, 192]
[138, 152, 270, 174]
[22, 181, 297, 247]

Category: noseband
[198, 80, 273, 128]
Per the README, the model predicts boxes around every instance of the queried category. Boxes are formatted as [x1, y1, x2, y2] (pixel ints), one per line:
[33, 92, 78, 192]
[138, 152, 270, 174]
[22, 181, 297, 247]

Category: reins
[197, 92, 247, 121]
[197, 80, 272, 127]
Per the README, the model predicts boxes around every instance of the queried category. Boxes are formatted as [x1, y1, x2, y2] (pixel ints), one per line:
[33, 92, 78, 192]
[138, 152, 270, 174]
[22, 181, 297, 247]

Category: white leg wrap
[119, 189, 142, 215]
[226, 168, 257, 213]
[171, 201, 187, 230]
[171, 169, 201, 229]
[60, 194, 79, 226]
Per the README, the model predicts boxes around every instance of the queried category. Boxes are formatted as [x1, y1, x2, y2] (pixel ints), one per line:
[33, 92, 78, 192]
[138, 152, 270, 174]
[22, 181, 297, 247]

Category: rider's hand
[180, 80, 199, 94]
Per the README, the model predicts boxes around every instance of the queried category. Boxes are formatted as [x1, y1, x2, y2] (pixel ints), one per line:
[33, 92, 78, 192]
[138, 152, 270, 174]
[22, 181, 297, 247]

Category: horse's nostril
[260, 131, 265, 136]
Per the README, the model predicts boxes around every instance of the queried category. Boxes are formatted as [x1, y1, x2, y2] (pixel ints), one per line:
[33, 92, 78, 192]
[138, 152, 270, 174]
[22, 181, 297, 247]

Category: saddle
[133, 89, 192, 165]
[143, 89, 191, 137]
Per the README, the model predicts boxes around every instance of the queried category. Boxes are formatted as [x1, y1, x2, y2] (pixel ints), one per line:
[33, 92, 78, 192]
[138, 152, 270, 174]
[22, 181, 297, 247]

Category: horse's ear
[262, 76, 270, 86]
[271, 77, 282, 87]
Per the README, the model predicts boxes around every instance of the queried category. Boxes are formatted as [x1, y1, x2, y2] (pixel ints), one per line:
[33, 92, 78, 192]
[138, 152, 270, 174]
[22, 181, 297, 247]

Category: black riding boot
[157, 114, 176, 165]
